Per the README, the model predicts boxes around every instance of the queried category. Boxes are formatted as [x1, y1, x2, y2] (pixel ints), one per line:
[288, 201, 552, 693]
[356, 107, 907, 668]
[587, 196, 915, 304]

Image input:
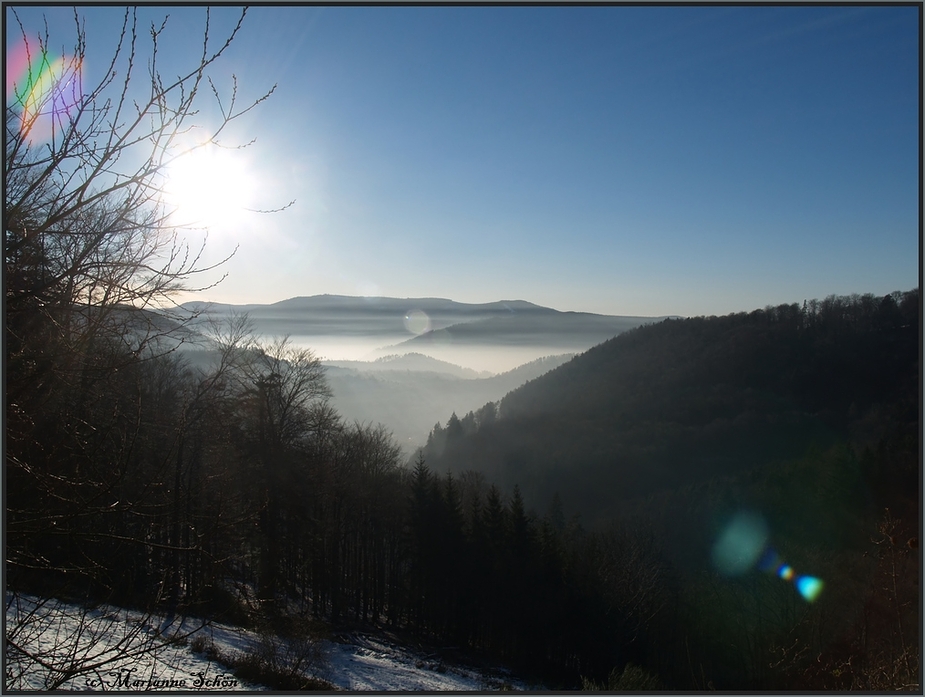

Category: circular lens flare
[758, 546, 824, 602]
[711, 511, 769, 576]
[403, 309, 431, 335]
[714, 513, 824, 602]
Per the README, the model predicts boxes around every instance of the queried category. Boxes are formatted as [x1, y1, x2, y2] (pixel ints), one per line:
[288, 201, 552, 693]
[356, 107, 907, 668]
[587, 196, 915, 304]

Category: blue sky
[6, 5, 920, 316]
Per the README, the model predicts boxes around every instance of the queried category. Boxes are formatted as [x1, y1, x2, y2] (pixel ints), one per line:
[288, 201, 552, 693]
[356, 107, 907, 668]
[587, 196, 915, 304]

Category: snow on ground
[321, 631, 537, 691]
[5, 593, 539, 691]
[5, 594, 264, 691]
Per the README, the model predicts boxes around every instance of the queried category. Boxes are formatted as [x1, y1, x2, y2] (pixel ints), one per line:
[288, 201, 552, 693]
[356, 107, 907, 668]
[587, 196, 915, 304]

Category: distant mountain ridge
[179, 295, 670, 371]
[181, 294, 549, 318]
[179, 295, 560, 340]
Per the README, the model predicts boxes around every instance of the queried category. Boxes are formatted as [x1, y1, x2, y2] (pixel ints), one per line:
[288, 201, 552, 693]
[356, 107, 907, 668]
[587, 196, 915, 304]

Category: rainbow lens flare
[6, 38, 83, 143]
[763, 549, 823, 602]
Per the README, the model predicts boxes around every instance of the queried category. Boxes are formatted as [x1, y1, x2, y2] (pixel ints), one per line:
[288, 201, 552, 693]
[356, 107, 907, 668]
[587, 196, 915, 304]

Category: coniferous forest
[4, 7, 920, 692]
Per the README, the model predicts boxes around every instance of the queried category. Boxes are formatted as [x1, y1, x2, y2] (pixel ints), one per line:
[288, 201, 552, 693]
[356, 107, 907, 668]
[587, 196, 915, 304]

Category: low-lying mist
[323, 352, 575, 452]
[284, 334, 578, 375]
[179, 295, 665, 449]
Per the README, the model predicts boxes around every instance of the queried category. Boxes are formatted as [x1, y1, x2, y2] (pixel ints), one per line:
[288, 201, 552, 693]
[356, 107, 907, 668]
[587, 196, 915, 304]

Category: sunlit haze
[6, 5, 919, 318]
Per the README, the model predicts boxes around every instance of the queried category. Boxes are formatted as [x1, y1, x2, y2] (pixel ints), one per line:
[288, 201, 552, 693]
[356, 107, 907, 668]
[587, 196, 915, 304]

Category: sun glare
[163, 145, 255, 229]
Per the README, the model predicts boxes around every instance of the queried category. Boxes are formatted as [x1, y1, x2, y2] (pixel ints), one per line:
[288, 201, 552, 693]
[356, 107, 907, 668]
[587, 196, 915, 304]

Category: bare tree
[222, 335, 332, 605]
[5, 1, 278, 559]
[5, 7, 283, 688]
[234, 337, 331, 450]
[5, 6, 287, 370]
[5, 594, 211, 690]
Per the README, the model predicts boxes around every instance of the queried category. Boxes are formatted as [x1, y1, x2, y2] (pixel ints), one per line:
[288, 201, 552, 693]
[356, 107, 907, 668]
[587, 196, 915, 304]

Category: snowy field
[5, 593, 538, 691]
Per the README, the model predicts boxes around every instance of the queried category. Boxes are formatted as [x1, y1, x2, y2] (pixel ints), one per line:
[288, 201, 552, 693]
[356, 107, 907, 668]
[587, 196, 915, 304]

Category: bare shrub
[215, 617, 333, 691]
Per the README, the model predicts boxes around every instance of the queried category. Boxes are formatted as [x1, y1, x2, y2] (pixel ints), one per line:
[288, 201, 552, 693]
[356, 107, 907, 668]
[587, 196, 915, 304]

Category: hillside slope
[389, 311, 664, 349]
[421, 291, 919, 522]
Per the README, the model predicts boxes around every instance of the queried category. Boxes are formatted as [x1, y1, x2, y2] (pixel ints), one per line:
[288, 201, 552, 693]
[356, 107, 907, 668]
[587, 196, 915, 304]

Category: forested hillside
[4, 303, 635, 687]
[8, 276, 920, 690]
[422, 291, 919, 523]
[414, 291, 920, 689]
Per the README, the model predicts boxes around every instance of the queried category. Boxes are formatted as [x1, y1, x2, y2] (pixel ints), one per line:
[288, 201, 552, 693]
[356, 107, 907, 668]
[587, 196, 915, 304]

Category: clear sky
[6, 4, 921, 317]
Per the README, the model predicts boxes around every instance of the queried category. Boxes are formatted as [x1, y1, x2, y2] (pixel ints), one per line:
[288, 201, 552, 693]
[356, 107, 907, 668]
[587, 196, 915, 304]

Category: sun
[162, 144, 255, 229]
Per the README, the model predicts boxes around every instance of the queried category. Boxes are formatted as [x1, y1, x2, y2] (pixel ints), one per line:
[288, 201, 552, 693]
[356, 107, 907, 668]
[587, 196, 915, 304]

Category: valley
[7, 4, 916, 691]
[324, 353, 574, 450]
[178, 294, 668, 449]
[9, 289, 919, 691]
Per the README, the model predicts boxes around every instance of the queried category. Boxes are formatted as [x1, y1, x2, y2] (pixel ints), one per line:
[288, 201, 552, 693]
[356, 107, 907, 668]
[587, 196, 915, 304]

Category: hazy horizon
[184, 293, 664, 373]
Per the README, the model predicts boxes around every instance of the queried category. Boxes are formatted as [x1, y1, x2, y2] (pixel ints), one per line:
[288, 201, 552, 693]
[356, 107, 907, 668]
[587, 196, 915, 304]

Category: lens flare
[796, 576, 824, 602]
[713, 512, 824, 601]
[403, 309, 431, 335]
[759, 546, 824, 601]
[7, 39, 82, 143]
[711, 511, 769, 576]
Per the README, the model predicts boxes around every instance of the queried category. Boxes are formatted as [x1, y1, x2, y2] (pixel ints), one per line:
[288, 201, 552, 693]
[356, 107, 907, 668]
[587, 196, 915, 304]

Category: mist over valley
[324, 353, 575, 451]
[178, 294, 666, 449]
[181, 294, 666, 372]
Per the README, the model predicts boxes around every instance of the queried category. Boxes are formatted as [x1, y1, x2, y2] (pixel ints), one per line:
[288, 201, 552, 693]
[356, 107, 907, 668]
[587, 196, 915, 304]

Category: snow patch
[5, 594, 538, 691]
